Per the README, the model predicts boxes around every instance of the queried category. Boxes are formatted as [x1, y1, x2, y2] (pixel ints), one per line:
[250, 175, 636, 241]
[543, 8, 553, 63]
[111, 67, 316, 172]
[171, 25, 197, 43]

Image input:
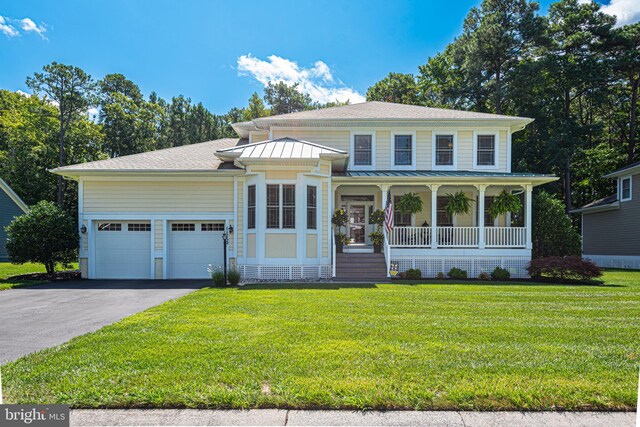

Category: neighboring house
[52, 101, 556, 281]
[0, 179, 28, 262]
[572, 161, 640, 269]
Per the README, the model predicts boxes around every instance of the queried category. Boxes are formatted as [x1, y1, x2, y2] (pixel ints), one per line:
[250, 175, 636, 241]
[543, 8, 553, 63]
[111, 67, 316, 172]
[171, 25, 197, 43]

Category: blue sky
[1, 0, 637, 114]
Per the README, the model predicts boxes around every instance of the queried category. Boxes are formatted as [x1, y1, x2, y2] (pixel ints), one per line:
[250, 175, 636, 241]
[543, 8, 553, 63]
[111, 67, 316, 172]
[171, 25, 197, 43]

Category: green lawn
[0, 262, 78, 290]
[3, 270, 639, 410]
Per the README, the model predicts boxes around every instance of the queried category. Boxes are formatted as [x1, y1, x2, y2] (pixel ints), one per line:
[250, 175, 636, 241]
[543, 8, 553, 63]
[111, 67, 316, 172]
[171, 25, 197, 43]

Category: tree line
[367, 0, 639, 212]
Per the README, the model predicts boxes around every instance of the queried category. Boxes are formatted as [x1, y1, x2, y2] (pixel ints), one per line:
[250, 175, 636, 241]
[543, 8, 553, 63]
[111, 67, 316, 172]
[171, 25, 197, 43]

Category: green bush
[405, 268, 422, 280]
[491, 267, 510, 281]
[533, 192, 581, 258]
[436, 272, 446, 280]
[5, 201, 77, 275]
[228, 268, 241, 286]
[211, 269, 225, 287]
[478, 272, 491, 281]
[447, 267, 467, 279]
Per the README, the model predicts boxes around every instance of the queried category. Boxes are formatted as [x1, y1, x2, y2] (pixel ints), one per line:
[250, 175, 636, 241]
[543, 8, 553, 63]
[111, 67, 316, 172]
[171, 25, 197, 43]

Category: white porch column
[430, 184, 440, 249]
[525, 184, 533, 250]
[477, 184, 487, 249]
[379, 184, 389, 210]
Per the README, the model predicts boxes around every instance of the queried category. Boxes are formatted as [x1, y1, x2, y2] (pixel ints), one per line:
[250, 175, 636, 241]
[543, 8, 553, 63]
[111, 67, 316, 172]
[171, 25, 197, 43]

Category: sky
[1, 0, 638, 115]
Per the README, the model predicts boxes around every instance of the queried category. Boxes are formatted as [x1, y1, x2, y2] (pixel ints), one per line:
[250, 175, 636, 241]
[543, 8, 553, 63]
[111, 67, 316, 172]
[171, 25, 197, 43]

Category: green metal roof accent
[336, 170, 554, 178]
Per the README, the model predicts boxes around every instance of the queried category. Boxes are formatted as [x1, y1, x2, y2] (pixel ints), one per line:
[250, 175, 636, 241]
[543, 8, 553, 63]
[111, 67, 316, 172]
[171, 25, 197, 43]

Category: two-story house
[53, 101, 556, 281]
[572, 161, 640, 270]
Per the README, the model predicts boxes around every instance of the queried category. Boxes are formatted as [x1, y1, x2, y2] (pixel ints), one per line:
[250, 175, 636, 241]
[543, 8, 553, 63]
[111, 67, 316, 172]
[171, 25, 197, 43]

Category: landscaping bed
[2, 270, 639, 410]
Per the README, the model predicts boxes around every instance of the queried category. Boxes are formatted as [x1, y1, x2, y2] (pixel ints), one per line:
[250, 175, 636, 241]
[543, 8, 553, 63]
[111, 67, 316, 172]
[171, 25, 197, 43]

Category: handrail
[331, 229, 336, 278]
[383, 228, 391, 277]
[387, 226, 527, 248]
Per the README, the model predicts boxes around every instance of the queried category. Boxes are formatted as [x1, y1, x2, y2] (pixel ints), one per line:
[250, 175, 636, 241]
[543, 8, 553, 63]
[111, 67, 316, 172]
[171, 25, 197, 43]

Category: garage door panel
[169, 222, 224, 279]
[95, 222, 151, 279]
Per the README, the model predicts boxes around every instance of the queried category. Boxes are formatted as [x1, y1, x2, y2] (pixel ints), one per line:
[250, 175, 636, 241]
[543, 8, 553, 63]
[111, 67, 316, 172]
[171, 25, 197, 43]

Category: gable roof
[604, 160, 640, 178]
[216, 137, 346, 161]
[571, 194, 619, 214]
[52, 138, 244, 177]
[0, 178, 28, 212]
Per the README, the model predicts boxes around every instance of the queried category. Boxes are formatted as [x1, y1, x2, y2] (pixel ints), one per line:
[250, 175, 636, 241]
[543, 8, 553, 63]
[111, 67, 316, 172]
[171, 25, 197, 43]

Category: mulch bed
[8, 270, 81, 282]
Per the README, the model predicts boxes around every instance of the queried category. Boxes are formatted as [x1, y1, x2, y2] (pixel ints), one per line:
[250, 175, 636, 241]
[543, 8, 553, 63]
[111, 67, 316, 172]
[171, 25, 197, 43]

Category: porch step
[335, 253, 388, 281]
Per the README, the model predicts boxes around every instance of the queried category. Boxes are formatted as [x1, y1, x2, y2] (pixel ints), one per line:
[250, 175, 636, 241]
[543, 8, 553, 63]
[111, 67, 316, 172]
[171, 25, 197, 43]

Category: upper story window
[353, 135, 372, 166]
[267, 184, 296, 229]
[393, 135, 413, 166]
[620, 177, 632, 201]
[434, 134, 455, 167]
[476, 134, 496, 166]
[307, 186, 317, 230]
[351, 131, 375, 169]
[247, 185, 256, 229]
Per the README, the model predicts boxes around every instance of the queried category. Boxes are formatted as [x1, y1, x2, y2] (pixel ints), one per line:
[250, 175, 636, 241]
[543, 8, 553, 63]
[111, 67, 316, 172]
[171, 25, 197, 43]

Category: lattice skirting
[391, 256, 531, 279]
[584, 255, 640, 270]
[239, 265, 332, 281]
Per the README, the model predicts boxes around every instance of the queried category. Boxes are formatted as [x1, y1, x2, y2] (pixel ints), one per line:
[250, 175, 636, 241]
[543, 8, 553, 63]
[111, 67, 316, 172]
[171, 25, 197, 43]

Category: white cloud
[0, 15, 19, 37]
[601, 0, 640, 26]
[15, 90, 30, 97]
[237, 54, 365, 104]
[20, 17, 46, 38]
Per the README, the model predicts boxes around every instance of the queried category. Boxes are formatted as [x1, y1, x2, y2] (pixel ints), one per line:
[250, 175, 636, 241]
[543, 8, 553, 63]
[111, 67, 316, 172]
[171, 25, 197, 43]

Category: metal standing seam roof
[337, 170, 555, 178]
[216, 137, 347, 160]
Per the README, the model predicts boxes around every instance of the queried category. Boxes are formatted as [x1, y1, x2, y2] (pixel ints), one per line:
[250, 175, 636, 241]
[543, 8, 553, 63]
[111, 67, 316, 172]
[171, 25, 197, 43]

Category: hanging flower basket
[396, 192, 423, 215]
[445, 191, 473, 216]
[490, 190, 522, 218]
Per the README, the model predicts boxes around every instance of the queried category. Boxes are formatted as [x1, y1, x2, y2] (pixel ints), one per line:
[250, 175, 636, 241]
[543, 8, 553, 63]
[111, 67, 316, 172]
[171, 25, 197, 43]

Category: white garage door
[95, 222, 151, 279]
[168, 222, 224, 279]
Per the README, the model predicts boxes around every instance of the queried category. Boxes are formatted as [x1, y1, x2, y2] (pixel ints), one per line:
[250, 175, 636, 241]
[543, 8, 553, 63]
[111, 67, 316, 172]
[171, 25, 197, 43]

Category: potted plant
[489, 189, 522, 218]
[396, 192, 423, 217]
[445, 191, 473, 216]
[369, 230, 384, 253]
[332, 208, 349, 253]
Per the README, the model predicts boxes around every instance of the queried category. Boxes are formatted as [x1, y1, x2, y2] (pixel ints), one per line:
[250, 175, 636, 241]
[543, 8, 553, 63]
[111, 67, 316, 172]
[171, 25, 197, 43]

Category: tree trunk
[45, 261, 55, 276]
[564, 156, 572, 213]
[495, 63, 502, 115]
[629, 77, 639, 164]
[58, 117, 64, 207]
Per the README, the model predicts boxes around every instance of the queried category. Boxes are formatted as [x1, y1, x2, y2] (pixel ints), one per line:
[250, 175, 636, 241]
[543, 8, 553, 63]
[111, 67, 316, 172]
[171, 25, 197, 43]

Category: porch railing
[485, 226, 526, 248]
[388, 226, 526, 248]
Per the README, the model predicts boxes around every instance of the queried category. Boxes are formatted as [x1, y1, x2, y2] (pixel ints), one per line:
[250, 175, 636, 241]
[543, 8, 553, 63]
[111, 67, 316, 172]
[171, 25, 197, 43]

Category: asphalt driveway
[0, 280, 209, 364]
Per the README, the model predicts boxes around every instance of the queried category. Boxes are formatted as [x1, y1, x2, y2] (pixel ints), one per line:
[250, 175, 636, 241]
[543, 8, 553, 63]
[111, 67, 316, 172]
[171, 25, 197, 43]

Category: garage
[94, 221, 151, 279]
[168, 221, 225, 279]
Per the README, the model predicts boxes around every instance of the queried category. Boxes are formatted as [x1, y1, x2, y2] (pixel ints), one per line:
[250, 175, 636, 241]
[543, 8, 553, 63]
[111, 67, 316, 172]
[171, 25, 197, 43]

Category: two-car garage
[93, 220, 225, 279]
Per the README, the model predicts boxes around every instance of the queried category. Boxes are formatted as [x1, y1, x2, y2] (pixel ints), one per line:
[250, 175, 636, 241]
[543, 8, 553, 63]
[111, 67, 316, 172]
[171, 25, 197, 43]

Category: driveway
[0, 280, 209, 364]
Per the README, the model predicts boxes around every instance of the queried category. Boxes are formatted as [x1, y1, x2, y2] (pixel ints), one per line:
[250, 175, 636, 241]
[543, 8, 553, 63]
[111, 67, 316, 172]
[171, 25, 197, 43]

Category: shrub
[398, 272, 407, 279]
[211, 269, 225, 287]
[478, 272, 491, 281]
[491, 267, 510, 281]
[532, 192, 581, 258]
[406, 268, 422, 280]
[436, 272, 446, 280]
[447, 267, 467, 279]
[228, 268, 241, 286]
[5, 201, 77, 275]
[527, 256, 603, 281]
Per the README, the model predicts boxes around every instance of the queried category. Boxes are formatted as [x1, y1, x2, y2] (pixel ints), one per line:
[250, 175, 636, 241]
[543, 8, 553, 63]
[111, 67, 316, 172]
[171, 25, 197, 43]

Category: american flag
[384, 192, 394, 234]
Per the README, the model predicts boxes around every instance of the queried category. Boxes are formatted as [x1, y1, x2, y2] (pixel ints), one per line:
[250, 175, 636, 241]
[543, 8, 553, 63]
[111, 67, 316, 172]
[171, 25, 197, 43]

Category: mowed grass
[3, 270, 640, 410]
[0, 262, 79, 290]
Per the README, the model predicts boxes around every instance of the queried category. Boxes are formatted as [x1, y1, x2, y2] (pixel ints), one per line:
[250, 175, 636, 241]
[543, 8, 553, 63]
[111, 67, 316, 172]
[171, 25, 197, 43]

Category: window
[267, 184, 296, 229]
[282, 184, 295, 229]
[394, 196, 412, 226]
[247, 185, 256, 229]
[476, 134, 496, 166]
[353, 134, 372, 166]
[394, 134, 413, 166]
[172, 223, 195, 231]
[202, 223, 224, 231]
[621, 177, 632, 201]
[307, 186, 317, 230]
[128, 223, 150, 232]
[484, 196, 495, 227]
[98, 223, 121, 231]
[267, 184, 280, 228]
[437, 196, 453, 226]
[435, 135, 454, 166]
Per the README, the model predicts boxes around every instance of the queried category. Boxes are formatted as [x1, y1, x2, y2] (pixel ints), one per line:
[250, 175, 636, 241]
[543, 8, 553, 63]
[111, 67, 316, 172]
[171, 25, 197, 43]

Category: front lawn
[0, 262, 78, 290]
[3, 270, 639, 410]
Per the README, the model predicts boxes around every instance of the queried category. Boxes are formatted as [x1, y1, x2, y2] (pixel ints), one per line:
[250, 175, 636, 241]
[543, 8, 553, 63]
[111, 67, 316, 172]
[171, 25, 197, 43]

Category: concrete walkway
[0, 280, 208, 363]
[70, 409, 636, 426]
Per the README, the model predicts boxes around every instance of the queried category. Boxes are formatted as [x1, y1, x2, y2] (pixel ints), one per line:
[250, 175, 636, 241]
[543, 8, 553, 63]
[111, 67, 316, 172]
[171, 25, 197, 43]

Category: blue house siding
[0, 188, 26, 262]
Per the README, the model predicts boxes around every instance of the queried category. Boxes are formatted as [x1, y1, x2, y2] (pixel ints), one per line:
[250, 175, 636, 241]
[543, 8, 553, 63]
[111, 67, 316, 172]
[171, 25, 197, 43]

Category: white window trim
[473, 130, 500, 170]
[306, 184, 319, 234]
[265, 180, 297, 232]
[390, 130, 417, 171]
[432, 131, 458, 170]
[620, 176, 632, 202]
[349, 130, 376, 170]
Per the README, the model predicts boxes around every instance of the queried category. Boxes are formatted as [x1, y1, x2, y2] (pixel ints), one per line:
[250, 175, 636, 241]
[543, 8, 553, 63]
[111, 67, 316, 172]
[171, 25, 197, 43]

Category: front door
[348, 204, 366, 244]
